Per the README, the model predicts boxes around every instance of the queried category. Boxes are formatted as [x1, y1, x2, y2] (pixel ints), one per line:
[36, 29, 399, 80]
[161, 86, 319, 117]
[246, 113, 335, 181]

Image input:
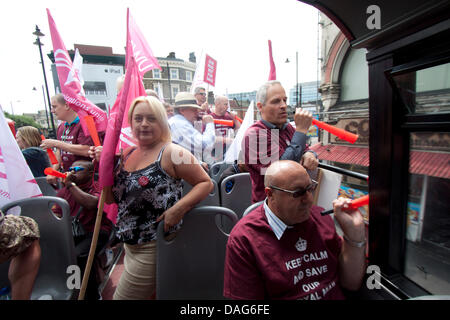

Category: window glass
[404, 131, 450, 294]
[186, 71, 192, 81]
[392, 62, 450, 114]
[170, 68, 179, 80]
[153, 69, 161, 79]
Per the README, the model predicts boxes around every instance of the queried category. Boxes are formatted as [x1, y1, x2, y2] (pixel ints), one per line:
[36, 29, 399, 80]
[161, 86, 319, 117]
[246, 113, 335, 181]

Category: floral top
[112, 145, 182, 245]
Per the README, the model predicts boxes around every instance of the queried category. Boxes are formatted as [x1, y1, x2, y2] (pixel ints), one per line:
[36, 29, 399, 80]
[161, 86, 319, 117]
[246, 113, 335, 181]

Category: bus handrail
[318, 162, 368, 181]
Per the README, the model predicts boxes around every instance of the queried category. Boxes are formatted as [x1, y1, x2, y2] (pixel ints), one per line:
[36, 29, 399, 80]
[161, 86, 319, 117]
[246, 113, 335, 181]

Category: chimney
[189, 52, 196, 63]
[167, 52, 176, 59]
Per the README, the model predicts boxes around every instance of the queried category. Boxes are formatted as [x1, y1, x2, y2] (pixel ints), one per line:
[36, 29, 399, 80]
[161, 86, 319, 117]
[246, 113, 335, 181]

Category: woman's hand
[156, 205, 186, 232]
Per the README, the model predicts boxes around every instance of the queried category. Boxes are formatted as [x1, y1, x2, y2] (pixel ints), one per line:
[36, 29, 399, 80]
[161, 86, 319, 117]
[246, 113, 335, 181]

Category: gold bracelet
[343, 235, 366, 248]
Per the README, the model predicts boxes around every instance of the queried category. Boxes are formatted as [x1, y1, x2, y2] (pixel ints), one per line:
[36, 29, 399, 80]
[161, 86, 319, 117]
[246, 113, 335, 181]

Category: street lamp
[285, 52, 300, 108]
[33, 25, 56, 138]
[33, 86, 51, 131]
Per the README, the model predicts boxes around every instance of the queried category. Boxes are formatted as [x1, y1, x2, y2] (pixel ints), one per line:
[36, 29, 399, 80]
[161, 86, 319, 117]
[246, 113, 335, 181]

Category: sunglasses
[196, 92, 206, 96]
[269, 180, 318, 198]
[69, 166, 85, 172]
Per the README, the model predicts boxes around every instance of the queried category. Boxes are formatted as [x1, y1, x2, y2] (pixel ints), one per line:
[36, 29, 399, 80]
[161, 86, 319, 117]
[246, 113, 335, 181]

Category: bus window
[404, 133, 450, 294]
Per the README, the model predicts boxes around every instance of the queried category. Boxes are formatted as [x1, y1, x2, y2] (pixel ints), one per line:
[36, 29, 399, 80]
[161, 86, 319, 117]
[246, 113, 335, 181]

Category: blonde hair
[128, 96, 171, 143]
[16, 126, 42, 148]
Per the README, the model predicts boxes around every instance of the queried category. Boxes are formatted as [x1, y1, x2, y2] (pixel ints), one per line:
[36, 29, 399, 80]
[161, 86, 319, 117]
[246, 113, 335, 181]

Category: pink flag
[0, 106, 42, 209]
[126, 8, 162, 77]
[47, 9, 107, 135]
[203, 54, 217, 86]
[268, 40, 276, 80]
[99, 55, 146, 189]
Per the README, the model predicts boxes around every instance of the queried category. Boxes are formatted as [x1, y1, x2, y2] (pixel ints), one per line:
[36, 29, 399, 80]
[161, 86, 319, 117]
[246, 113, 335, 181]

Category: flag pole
[78, 188, 107, 300]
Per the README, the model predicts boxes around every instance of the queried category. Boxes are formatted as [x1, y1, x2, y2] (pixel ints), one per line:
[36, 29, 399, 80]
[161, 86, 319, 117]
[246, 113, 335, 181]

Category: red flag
[268, 40, 276, 80]
[126, 8, 162, 77]
[203, 54, 217, 86]
[98, 56, 146, 189]
[47, 9, 107, 135]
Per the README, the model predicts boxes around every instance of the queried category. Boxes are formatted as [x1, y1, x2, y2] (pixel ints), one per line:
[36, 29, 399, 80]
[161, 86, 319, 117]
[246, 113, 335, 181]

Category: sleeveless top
[112, 144, 183, 245]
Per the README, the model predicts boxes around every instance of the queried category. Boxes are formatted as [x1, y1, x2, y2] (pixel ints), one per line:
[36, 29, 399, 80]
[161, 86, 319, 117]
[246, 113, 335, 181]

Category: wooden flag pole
[78, 188, 107, 300]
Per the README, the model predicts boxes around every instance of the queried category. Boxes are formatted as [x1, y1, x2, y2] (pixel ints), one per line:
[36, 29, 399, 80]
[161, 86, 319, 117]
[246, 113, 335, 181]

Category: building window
[155, 83, 163, 99]
[153, 69, 161, 79]
[186, 71, 192, 82]
[171, 84, 180, 98]
[83, 81, 107, 96]
[170, 68, 179, 80]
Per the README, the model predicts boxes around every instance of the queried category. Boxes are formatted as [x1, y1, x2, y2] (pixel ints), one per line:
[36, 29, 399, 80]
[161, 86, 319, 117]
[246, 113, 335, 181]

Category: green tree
[4, 111, 42, 129]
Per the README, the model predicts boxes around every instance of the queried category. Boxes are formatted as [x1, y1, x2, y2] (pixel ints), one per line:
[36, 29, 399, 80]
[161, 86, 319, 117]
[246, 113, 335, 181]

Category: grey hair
[256, 80, 281, 105]
[194, 87, 206, 94]
[52, 93, 66, 105]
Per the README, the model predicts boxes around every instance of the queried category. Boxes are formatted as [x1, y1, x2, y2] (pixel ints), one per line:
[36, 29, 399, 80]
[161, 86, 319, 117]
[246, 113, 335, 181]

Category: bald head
[264, 160, 308, 189]
[265, 160, 313, 225]
[214, 95, 228, 116]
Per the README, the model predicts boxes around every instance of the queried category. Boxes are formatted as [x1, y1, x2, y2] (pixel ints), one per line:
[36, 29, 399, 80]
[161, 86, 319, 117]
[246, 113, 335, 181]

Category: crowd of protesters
[1, 79, 366, 301]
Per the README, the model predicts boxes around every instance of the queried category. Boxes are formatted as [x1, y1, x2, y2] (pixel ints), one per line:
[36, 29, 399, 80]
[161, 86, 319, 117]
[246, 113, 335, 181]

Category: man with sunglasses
[194, 87, 211, 115]
[243, 80, 318, 203]
[52, 160, 112, 300]
[224, 160, 366, 300]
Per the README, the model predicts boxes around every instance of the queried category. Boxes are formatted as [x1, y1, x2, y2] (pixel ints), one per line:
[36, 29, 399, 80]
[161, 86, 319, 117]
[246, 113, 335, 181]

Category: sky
[0, 0, 321, 115]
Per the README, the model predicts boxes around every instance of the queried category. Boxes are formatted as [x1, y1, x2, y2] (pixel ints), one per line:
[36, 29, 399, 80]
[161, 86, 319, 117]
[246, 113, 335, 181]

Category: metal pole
[166, 62, 172, 103]
[35, 35, 56, 138]
[41, 85, 51, 132]
[296, 51, 299, 107]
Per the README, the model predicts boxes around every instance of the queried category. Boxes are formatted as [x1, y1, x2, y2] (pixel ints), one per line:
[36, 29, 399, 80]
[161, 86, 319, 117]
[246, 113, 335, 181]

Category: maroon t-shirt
[56, 119, 95, 172]
[224, 204, 345, 300]
[211, 112, 235, 137]
[243, 120, 297, 203]
[54, 181, 112, 233]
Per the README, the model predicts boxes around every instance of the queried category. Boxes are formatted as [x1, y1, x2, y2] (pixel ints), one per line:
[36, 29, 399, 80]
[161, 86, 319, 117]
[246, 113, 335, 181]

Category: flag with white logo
[126, 8, 162, 77]
[0, 106, 42, 211]
[47, 8, 107, 136]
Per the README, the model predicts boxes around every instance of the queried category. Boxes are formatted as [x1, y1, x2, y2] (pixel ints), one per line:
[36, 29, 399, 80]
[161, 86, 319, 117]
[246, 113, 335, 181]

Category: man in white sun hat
[168, 92, 217, 171]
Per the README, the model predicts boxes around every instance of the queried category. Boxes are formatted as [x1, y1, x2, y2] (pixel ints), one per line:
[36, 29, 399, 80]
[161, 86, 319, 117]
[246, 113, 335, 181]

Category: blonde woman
[15, 126, 50, 177]
[103, 96, 213, 300]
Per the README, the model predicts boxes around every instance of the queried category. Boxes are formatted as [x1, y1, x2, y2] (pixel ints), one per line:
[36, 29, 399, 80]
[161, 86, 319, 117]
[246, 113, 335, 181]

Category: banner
[268, 40, 276, 80]
[47, 9, 107, 135]
[126, 8, 162, 77]
[203, 54, 217, 86]
[0, 106, 42, 210]
[224, 101, 255, 163]
[99, 56, 146, 189]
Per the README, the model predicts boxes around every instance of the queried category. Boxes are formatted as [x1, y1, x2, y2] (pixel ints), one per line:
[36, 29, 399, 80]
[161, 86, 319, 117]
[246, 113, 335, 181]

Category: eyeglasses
[269, 180, 318, 198]
[196, 92, 206, 96]
[69, 166, 84, 172]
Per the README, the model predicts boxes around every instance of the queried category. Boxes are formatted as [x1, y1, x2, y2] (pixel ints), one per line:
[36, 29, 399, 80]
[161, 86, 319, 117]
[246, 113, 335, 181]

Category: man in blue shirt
[168, 92, 217, 170]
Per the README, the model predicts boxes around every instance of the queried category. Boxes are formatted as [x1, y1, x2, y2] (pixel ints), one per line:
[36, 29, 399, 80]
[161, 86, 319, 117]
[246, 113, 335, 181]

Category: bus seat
[35, 177, 58, 197]
[220, 173, 252, 233]
[156, 206, 237, 299]
[182, 179, 220, 207]
[242, 200, 264, 218]
[0, 196, 77, 300]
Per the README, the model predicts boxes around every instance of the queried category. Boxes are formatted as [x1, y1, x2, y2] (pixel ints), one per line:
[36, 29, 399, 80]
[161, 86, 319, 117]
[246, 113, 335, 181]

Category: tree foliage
[4, 111, 42, 129]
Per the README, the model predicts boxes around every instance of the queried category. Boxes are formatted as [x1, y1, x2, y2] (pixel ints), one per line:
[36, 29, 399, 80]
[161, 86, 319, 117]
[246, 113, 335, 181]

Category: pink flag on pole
[126, 8, 162, 77]
[268, 40, 276, 80]
[47, 9, 107, 135]
[0, 106, 42, 210]
[203, 54, 217, 86]
[99, 55, 146, 189]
